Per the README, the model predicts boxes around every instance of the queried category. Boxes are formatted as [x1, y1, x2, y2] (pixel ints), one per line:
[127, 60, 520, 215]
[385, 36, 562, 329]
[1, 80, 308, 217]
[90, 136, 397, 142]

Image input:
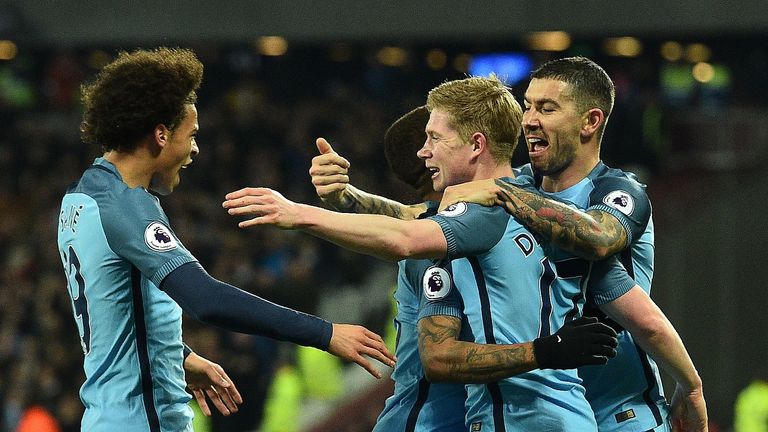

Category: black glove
[533, 316, 618, 369]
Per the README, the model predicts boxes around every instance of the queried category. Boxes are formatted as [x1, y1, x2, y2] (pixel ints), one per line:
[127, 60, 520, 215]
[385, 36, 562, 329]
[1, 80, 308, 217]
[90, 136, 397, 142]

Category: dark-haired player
[57, 47, 395, 432]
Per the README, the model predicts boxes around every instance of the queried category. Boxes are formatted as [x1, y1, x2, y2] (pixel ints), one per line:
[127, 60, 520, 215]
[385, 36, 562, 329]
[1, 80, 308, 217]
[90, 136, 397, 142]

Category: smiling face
[522, 78, 584, 177]
[417, 109, 475, 192]
[150, 104, 199, 195]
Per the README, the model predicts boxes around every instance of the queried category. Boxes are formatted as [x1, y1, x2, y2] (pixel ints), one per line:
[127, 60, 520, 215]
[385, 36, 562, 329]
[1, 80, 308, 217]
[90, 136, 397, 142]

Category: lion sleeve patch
[602, 190, 635, 216]
[144, 222, 178, 252]
[422, 266, 452, 300]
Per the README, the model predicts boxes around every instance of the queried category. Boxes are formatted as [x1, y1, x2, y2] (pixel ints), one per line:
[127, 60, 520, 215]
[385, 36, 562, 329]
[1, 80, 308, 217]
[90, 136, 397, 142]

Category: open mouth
[527, 137, 549, 155]
[427, 166, 440, 179]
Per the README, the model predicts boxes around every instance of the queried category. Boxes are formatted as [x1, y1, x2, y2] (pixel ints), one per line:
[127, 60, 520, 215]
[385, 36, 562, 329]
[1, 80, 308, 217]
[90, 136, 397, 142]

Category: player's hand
[439, 179, 501, 212]
[533, 316, 618, 369]
[184, 352, 243, 416]
[671, 383, 708, 432]
[223, 187, 301, 229]
[309, 138, 353, 210]
[327, 323, 396, 379]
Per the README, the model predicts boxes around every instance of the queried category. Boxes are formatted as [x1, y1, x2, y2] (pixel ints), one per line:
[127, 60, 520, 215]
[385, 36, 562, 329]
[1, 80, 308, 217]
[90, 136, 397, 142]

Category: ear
[469, 132, 487, 161]
[581, 108, 604, 140]
[153, 124, 171, 148]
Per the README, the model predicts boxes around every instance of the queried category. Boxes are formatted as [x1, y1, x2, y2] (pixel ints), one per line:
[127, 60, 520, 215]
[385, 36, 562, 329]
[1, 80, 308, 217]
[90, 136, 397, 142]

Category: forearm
[602, 290, 702, 392]
[334, 185, 426, 220]
[622, 313, 701, 392]
[418, 316, 537, 383]
[495, 179, 626, 260]
[296, 203, 445, 261]
[163, 263, 333, 349]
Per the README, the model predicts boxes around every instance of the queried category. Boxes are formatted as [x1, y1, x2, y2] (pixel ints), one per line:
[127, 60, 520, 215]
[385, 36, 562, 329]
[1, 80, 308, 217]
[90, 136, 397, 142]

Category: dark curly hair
[80, 47, 203, 152]
[383, 106, 431, 194]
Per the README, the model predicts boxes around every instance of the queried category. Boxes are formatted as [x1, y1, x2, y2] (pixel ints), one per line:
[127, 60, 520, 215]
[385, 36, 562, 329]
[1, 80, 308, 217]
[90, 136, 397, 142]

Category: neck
[476, 160, 514, 182]
[541, 154, 600, 192]
[103, 148, 154, 190]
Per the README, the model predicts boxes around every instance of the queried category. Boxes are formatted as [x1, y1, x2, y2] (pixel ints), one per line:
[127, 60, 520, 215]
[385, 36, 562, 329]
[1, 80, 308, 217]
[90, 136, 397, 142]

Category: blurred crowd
[0, 40, 763, 431]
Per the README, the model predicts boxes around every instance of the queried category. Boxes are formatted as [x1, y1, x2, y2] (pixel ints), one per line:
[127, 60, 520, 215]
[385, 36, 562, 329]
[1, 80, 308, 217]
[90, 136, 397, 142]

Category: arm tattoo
[494, 179, 628, 259]
[418, 316, 536, 383]
[335, 186, 425, 220]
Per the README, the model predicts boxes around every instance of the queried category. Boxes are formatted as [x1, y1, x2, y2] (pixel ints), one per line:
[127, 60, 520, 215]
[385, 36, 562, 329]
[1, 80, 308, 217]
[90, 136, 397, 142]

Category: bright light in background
[692, 62, 715, 83]
[0, 40, 18, 60]
[525, 31, 571, 51]
[603, 37, 642, 57]
[330, 43, 352, 62]
[660, 41, 684, 62]
[376, 46, 408, 67]
[256, 36, 288, 56]
[468, 53, 533, 85]
[686, 43, 711, 63]
[426, 49, 447, 70]
[453, 53, 471, 73]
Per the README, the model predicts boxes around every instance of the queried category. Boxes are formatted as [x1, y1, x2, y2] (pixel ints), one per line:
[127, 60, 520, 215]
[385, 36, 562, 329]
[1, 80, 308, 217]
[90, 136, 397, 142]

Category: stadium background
[1, 1, 766, 431]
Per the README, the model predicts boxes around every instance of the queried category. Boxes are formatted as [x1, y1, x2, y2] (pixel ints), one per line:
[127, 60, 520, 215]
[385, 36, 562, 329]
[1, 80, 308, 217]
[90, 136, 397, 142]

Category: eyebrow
[524, 96, 561, 107]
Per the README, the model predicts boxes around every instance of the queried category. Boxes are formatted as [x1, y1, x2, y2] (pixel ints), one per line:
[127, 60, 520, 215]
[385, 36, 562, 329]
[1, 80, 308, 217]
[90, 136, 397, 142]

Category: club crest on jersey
[422, 266, 452, 300]
[439, 202, 468, 217]
[603, 190, 634, 216]
[144, 222, 178, 252]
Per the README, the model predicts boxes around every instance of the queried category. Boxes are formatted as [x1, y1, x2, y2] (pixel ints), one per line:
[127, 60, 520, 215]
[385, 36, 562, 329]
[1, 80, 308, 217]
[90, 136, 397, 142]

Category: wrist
[532, 335, 556, 369]
[183, 344, 194, 361]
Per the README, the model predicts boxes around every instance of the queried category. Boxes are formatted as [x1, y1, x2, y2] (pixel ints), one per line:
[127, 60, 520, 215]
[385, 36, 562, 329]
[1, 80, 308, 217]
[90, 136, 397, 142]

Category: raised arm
[440, 178, 627, 260]
[417, 315, 618, 383]
[310, 138, 427, 220]
[599, 287, 708, 432]
[223, 186, 446, 262]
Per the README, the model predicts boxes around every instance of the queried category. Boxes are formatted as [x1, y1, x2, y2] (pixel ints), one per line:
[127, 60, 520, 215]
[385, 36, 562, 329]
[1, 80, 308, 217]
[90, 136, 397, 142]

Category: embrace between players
[222, 58, 708, 432]
[59, 47, 706, 432]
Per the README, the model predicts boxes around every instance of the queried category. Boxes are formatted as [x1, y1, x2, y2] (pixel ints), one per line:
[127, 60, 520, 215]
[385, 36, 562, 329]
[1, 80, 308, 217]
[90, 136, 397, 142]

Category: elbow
[379, 236, 422, 261]
[628, 313, 669, 346]
[589, 246, 613, 260]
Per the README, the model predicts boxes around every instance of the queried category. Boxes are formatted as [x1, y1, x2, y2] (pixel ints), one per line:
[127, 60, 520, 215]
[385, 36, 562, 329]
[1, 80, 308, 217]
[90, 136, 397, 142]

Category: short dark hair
[383, 106, 431, 193]
[531, 57, 615, 138]
[80, 47, 203, 152]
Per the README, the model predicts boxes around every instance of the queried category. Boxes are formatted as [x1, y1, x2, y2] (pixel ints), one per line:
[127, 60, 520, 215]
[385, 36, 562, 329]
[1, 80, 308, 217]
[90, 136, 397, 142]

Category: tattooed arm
[417, 314, 618, 383]
[327, 184, 428, 220]
[417, 315, 537, 383]
[439, 178, 627, 260]
[310, 137, 427, 220]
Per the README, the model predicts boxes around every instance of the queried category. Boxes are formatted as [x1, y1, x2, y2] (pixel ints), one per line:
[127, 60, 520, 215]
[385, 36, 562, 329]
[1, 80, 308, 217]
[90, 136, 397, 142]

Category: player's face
[417, 109, 475, 192]
[522, 78, 584, 176]
[151, 104, 199, 195]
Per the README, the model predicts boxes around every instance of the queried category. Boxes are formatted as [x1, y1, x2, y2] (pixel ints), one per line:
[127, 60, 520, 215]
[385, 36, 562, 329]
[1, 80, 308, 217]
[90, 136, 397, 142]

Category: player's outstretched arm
[184, 350, 243, 416]
[417, 315, 617, 383]
[328, 323, 397, 379]
[600, 287, 708, 432]
[162, 263, 396, 379]
[223, 187, 447, 262]
[440, 178, 627, 260]
[311, 138, 427, 219]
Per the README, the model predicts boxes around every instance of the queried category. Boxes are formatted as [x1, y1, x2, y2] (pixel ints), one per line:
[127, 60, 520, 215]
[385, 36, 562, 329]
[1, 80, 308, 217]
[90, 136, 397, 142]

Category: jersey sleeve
[587, 175, 651, 244]
[428, 202, 508, 259]
[417, 263, 463, 321]
[100, 187, 197, 286]
[586, 255, 636, 305]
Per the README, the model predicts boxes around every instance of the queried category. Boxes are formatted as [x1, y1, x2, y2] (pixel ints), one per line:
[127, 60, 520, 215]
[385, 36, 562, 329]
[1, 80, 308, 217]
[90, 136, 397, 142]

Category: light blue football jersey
[374, 203, 467, 432]
[57, 158, 197, 432]
[418, 176, 601, 432]
[520, 161, 670, 431]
